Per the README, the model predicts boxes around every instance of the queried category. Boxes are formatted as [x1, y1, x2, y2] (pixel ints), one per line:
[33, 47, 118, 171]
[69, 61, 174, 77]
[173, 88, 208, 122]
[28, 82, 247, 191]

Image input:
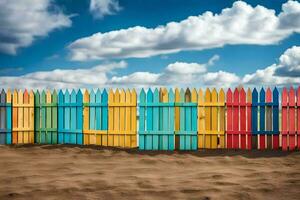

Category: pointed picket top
[24, 89, 29, 104]
[52, 89, 57, 102]
[21, 90, 26, 104]
[139, 88, 146, 103]
[185, 88, 191, 103]
[125, 89, 131, 103]
[153, 88, 159, 102]
[90, 89, 96, 103]
[226, 88, 233, 102]
[240, 87, 246, 103]
[233, 88, 239, 104]
[58, 90, 64, 103]
[175, 88, 180, 102]
[297, 86, 300, 106]
[77, 89, 83, 103]
[211, 88, 218, 102]
[259, 88, 265, 102]
[108, 89, 114, 103]
[114, 88, 120, 103]
[289, 86, 295, 105]
[266, 88, 272, 103]
[0, 89, 5, 103]
[252, 88, 258, 102]
[198, 88, 204, 104]
[102, 89, 108, 103]
[205, 88, 211, 102]
[6, 89, 11, 103]
[13, 89, 18, 104]
[147, 88, 153, 103]
[70, 89, 77, 103]
[180, 88, 185, 102]
[46, 90, 52, 103]
[273, 87, 279, 103]
[95, 89, 102, 103]
[120, 89, 126, 103]
[41, 90, 46, 104]
[247, 88, 252, 103]
[84, 89, 90, 103]
[219, 88, 225, 103]
[34, 90, 41, 104]
[161, 88, 168, 103]
[191, 88, 197, 103]
[131, 88, 137, 104]
[168, 88, 174, 102]
[29, 90, 34, 105]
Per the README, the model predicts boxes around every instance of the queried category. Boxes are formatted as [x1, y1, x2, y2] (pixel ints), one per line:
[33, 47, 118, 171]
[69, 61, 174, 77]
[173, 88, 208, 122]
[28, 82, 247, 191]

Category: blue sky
[0, 0, 299, 89]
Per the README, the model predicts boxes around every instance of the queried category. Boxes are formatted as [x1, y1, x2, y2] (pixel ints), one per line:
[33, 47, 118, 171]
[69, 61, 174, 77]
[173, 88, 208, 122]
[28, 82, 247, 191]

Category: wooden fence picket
[198, 88, 225, 149]
[58, 90, 83, 145]
[0, 89, 12, 144]
[12, 90, 34, 144]
[139, 88, 174, 150]
[35, 90, 58, 144]
[226, 88, 252, 149]
[174, 88, 197, 150]
[108, 89, 137, 148]
[297, 87, 300, 149]
[83, 89, 108, 145]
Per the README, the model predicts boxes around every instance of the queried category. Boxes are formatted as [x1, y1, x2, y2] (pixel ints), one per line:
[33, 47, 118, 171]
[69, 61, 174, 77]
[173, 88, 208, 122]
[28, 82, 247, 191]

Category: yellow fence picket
[219, 89, 225, 148]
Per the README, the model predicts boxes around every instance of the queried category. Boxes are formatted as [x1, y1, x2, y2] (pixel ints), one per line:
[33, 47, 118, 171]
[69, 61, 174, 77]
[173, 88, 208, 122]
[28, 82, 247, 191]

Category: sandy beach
[0, 145, 299, 200]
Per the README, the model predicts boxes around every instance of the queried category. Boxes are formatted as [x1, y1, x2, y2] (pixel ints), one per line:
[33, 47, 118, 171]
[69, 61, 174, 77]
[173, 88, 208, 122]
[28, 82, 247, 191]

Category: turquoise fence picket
[175, 88, 198, 150]
[0, 89, 12, 144]
[139, 88, 175, 150]
[58, 90, 83, 145]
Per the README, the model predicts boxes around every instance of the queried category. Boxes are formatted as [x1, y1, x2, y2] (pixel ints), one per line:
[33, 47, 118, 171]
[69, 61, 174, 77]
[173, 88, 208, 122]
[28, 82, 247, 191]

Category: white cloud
[0, 61, 127, 89]
[90, 0, 121, 19]
[110, 55, 239, 87]
[242, 46, 300, 86]
[0, 0, 72, 55]
[69, 0, 300, 61]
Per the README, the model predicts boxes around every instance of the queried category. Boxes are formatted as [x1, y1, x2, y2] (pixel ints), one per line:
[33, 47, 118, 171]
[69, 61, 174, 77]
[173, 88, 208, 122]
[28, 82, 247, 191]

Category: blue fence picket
[153, 89, 159, 150]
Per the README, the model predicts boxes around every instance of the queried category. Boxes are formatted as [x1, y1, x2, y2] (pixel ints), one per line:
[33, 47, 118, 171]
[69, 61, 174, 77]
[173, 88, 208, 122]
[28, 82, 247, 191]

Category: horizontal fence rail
[0, 87, 299, 151]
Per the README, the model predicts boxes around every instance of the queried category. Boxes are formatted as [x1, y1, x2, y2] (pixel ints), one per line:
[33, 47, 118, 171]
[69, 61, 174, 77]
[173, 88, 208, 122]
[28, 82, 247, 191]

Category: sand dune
[0, 145, 299, 200]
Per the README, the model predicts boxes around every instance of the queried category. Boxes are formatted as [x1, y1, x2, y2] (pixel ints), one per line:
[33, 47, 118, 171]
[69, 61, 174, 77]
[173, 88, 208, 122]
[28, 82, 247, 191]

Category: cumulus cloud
[0, 61, 127, 89]
[90, 0, 121, 19]
[242, 46, 300, 86]
[109, 55, 240, 87]
[0, 0, 72, 55]
[69, 0, 300, 61]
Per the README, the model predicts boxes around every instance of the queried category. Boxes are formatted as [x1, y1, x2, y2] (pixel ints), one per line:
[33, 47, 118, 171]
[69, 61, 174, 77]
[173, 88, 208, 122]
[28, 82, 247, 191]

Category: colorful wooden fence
[12, 90, 34, 144]
[175, 88, 197, 150]
[198, 88, 225, 149]
[281, 87, 300, 151]
[35, 90, 58, 144]
[252, 88, 279, 150]
[83, 89, 108, 146]
[0, 89, 11, 144]
[1, 87, 300, 151]
[108, 89, 137, 148]
[139, 88, 175, 150]
[226, 88, 252, 149]
[58, 90, 83, 145]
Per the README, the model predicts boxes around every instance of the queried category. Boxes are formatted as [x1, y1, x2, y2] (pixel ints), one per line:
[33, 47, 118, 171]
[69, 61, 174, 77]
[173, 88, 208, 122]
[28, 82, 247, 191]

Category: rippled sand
[0, 145, 299, 200]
